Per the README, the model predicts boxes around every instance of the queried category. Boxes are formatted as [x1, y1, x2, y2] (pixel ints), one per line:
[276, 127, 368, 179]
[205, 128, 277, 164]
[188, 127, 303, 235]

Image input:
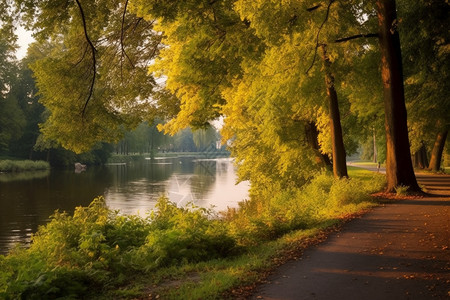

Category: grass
[159, 225, 337, 300]
[347, 160, 379, 166]
[0, 160, 50, 172]
[347, 165, 379, 178]
[394, 184, 410, 196]
[0, 167, 386, 299]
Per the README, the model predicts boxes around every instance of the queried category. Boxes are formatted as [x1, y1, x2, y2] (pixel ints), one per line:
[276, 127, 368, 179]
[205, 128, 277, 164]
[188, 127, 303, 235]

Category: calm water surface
[0, 157, 249, 255]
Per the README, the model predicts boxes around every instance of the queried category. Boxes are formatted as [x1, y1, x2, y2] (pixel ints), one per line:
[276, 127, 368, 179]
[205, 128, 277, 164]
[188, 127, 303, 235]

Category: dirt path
[250, 173, 450, 300]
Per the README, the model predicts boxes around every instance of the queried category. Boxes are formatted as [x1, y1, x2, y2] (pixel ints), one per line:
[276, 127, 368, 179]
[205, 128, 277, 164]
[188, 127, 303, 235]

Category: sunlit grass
[348, 160, 378, 166]
[347, 166, 384, 182]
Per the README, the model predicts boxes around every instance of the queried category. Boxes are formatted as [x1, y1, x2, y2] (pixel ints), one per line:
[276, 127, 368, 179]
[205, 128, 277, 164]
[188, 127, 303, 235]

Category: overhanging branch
[121, 0, 134, 73]
[335, 33, 378, 43]
[306, 4, 321, 12]
[75, 0, 97, 118]
[305, 0, 335, 74]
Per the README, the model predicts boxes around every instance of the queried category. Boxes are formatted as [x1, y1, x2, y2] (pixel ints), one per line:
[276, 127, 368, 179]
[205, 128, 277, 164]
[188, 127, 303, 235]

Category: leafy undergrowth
[0, 169, 386, 299]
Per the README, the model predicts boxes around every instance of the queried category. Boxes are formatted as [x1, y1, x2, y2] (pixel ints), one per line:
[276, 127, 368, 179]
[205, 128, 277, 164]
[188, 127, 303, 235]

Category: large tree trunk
[376, 0, 420, 192]
[428, 129, 448, 172]
[305, 121, 333, 169]
[320, 44, 348, 178]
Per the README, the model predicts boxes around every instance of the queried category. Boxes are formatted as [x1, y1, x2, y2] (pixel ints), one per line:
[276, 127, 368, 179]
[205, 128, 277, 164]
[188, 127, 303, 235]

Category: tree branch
[335, 33, 378, 43]
[121, 0, 134, 71]
[306, 4, 321, 12]
[75, 0, 97, 118]
[305, 0, 335, 74]
[73, 43, 89, 67]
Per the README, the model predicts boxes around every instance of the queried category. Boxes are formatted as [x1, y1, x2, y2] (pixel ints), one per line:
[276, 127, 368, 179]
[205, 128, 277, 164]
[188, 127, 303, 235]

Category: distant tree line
[114, 123, 223, 155]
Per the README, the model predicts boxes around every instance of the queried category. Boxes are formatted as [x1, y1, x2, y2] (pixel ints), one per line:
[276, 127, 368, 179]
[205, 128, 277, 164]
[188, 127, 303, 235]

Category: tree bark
[320, 44, 348, 178]
[428, 129, 448, 172]
[413, 142, 428, 169]
[305, 121, 333, 169]
[376, 0, 420, 192]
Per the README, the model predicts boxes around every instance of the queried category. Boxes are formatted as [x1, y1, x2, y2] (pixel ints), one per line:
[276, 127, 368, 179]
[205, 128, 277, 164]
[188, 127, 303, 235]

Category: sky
[15, 25, 34, 60]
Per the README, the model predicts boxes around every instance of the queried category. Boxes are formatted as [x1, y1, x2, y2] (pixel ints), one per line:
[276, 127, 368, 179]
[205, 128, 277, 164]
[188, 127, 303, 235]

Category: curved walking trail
[250, 170, 450, 300]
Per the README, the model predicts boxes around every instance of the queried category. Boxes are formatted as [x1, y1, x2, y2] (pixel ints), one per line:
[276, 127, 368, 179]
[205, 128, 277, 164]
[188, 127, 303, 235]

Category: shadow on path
[250, 172, 450, 300]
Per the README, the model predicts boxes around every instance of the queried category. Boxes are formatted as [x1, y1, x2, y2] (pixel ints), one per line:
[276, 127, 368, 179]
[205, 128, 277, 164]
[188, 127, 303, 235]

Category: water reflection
[0, 167, 114, 254]
[0, 157, 248, 254]
[105, 157, 248, 214]
[0, 169, 50, 182]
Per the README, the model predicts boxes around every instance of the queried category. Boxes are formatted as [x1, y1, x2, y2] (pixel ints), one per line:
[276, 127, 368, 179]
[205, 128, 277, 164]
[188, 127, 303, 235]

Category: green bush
[225, 170, 385, 245]
[132, 198, 237, 270]
[0, 197, 237, 298]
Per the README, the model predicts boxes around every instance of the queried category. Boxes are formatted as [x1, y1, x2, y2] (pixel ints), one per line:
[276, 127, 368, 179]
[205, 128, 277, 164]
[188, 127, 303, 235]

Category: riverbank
[0, 167, 386, 299]
[0, 160, 50, 173]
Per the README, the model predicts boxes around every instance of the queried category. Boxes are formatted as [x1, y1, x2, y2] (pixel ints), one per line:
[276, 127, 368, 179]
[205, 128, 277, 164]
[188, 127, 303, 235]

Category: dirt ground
[250, 172, 450, 300]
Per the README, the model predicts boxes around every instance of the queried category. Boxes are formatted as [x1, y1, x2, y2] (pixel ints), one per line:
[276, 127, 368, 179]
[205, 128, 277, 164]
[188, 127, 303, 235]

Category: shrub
[133, 197, 237, 269]
[225, 170, 384, 245]
[395, 185, 410, 195]
[0, 197, 237, 298]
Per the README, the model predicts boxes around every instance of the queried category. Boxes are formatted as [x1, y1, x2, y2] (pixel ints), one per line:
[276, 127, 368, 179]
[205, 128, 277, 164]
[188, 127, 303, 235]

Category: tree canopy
[7, 0, 449, 192]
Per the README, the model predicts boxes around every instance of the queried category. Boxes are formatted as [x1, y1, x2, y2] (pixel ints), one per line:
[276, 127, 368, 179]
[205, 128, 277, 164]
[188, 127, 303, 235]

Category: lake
[0, 157, 249, 255]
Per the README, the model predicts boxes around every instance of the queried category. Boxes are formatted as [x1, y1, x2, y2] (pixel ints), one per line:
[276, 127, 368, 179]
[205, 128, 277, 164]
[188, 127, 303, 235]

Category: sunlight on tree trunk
[305, 121, 332, 170]
[428, 129, 448, 172]
[376, 0, 420, 192]
[320, 44, 348, 178]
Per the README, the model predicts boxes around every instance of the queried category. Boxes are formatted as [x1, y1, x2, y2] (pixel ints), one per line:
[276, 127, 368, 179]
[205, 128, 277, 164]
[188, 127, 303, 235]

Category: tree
[374, 0, 420, 192]
[9, 55, 45, 159]
[428, 129, 448, 172]
[15, 0, 163, 153]
[174, 128, 197, 152]
[0, 12, 26, 154]
[192, 126, 219, 151]
[399, 0, 449, 173]
[320, 44, 348, 177]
